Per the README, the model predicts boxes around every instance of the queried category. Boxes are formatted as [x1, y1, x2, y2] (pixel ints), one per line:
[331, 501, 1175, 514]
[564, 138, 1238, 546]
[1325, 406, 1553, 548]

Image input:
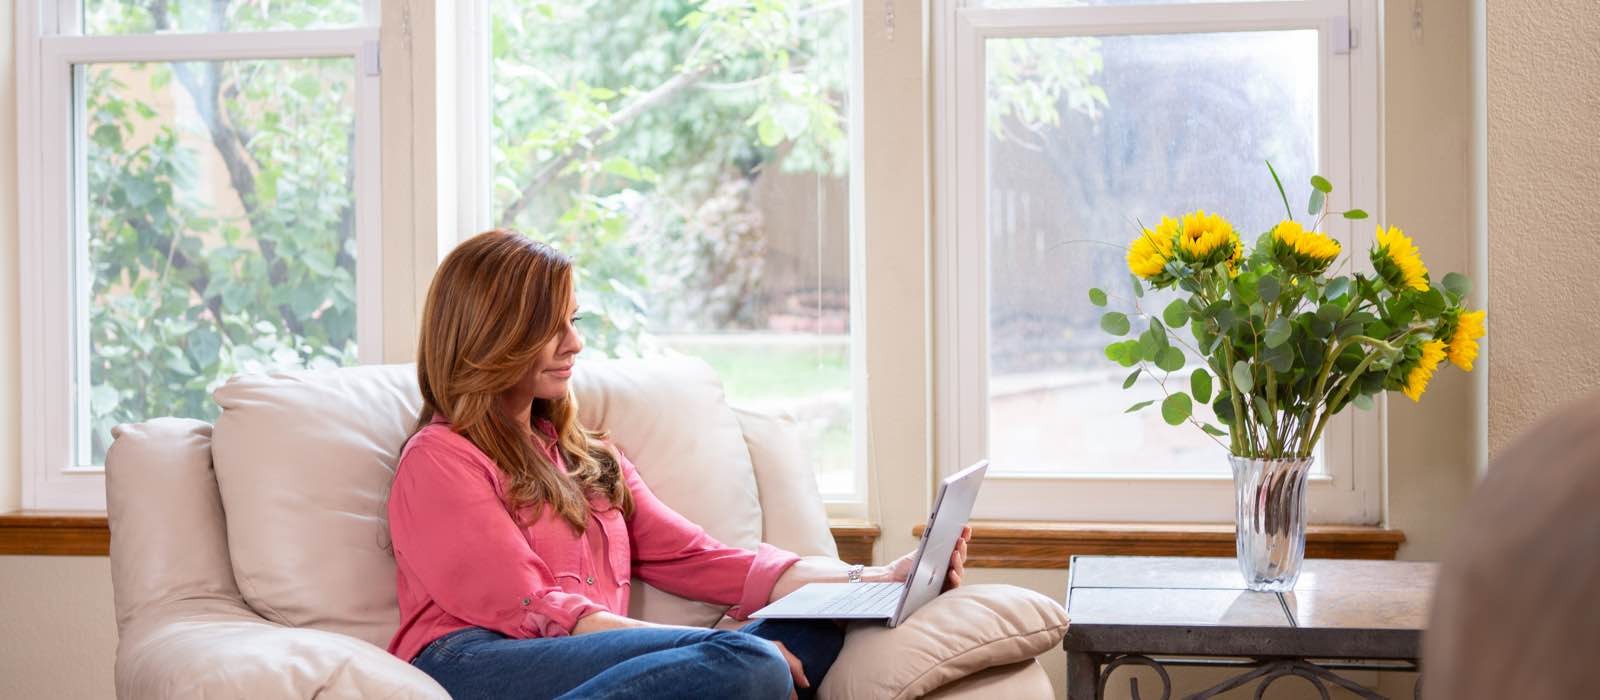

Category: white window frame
[932, 0, 1384, 523]
[452, 2, 870, 514]
[17, 0, 385, 509]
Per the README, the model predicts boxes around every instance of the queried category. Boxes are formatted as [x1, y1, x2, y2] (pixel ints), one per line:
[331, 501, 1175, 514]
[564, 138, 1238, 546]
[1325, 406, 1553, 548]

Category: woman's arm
[767, 526, 972, 601]
[618, 452, 801, 618]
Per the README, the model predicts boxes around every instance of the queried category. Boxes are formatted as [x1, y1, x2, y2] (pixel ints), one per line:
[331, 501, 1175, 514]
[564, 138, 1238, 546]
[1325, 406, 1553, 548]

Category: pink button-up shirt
[385, 415, 801, 663]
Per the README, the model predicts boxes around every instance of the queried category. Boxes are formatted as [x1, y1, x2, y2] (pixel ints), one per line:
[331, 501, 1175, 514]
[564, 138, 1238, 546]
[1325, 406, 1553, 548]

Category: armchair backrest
[106, 358, 836, 647]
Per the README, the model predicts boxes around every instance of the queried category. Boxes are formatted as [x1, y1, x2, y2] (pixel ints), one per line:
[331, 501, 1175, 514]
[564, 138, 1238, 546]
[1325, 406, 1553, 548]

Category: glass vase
[1228, 454, 1315, 592]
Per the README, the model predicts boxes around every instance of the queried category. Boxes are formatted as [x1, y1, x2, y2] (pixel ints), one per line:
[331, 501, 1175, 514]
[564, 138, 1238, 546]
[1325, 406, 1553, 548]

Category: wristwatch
[846, 563, 865, 583]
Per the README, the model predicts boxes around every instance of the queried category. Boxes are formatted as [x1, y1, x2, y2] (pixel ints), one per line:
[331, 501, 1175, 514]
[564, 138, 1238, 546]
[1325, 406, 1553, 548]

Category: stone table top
[1064, 555, 1438, 660]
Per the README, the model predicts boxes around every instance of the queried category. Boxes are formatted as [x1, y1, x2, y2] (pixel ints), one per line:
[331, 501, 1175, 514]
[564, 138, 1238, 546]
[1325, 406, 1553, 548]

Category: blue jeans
[412, 620, 845, 700]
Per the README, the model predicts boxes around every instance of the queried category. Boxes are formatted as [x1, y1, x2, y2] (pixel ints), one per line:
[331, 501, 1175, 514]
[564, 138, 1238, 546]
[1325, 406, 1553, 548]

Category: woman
[386, 230, 969, 700]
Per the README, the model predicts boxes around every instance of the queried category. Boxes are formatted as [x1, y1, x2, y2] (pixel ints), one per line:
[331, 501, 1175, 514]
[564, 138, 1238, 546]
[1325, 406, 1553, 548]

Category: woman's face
[512, 297, 585, 401]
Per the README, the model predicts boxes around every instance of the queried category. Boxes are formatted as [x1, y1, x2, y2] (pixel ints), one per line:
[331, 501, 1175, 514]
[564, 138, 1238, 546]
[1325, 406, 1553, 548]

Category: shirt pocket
[595, 506, 633, 587]
[530, 521, 588, 593]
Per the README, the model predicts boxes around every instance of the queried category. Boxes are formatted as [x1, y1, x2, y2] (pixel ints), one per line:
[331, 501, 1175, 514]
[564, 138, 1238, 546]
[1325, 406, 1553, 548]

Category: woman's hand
[879, 525, 971, 592]
[768, 640, 808, 700]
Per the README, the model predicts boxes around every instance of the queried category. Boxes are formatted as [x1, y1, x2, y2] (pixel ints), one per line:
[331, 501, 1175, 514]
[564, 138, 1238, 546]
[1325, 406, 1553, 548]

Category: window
[18, 0, 382, 508]
[474, 1, 862, 502]
[934, 0, 1381, 521]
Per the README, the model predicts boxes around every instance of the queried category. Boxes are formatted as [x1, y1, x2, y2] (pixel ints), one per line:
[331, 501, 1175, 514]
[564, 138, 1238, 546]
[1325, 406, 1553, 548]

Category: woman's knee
[704, 631, 793, 698]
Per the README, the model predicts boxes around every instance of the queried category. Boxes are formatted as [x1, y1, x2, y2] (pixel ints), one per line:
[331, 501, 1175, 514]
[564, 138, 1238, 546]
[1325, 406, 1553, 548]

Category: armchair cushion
[209, 364, 422, 648]
[572, 357, 767, 627]
[734, 406, 838, 559]
[116, 599, 447, 700]
[818, 584, 1069, 700]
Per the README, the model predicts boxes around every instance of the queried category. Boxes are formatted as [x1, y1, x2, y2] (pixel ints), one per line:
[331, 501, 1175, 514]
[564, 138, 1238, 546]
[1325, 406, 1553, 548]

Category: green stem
[1302, 349, 1386, 457]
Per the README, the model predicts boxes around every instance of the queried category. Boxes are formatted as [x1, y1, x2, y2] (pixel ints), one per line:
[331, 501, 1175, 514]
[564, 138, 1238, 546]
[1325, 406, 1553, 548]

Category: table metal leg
[1067, 650, 1101, 699]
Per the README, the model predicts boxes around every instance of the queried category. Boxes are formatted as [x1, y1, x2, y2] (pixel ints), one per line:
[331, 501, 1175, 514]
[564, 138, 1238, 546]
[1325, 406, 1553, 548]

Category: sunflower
[1270, 220, 1341, 275]
[1175, 210, 1240, 269]
[1401, 340, 1447, 402]
[1446, 309, 1486, 371]
[1127, 216, 1178, 280]
[1373, 226, 1429, 292]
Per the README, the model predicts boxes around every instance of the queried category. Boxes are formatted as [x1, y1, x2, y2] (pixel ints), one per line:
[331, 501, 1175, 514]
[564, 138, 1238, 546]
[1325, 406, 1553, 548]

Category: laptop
[750, 460, 988, 627]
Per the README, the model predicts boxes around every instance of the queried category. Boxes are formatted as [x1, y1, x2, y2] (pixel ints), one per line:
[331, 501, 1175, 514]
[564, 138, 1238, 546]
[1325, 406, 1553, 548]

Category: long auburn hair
[415, 229, 632, 531]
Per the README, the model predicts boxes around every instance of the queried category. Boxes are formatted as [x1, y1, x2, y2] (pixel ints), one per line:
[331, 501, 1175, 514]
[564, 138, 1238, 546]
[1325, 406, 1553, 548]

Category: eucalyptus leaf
[1202, 423, 1229, 437]
[1139, 328, 1166, 360]
[1310, 175, 1332, 193]
[1191, 369, 1213, 403]
[1264, 343, 1295, 373]
[1308, 188, 1326, 216]
[1163, 299, 1190, 327]
[1313, 306, 1341, 329]
[1214, 394, 1236, 425]
[1100, 311, 1131, 336]
[1258, 276, 1281, 303]
[1416, 289, 1447, 318]
[1155, 346, 1186, 373]
[1123, 368, 1141, 389]
[1342, 209, 1369, 220]
[1264, 317, 1292, 348]
[1161, 393, 1193, 426]
[1129, 274, 1145, 298]
[1353, 393, 1374, 411]
[1089, 287, 1108, 307]
[1232, 360, 1254, 393]
[1126, 400, 1155, 414]
[1442, 272, 1472, 299]
[1322, 278, 1349, 303]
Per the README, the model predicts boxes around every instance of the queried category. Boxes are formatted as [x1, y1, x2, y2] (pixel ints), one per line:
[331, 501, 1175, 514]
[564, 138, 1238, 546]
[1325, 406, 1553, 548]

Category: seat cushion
[818, 584, 1069, 700]
[734, 407, 838, 559]
[573, 357, 766, 627]
[210, 364, 423, 648]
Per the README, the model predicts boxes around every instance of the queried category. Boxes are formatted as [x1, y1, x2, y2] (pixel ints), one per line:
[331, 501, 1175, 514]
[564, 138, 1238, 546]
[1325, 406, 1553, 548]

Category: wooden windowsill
[915, 520, 1405, 568]
[0, 510, 110, 556]
[0, 509, 887, 562]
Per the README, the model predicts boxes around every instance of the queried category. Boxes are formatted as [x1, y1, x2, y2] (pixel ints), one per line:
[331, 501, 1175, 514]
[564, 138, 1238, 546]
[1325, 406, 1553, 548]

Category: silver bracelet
[846, 563, 865, 583]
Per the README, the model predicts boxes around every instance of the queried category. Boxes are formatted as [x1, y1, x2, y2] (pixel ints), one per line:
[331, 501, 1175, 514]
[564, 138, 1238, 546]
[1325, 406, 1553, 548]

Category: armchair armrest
[116, 599, 447, 700]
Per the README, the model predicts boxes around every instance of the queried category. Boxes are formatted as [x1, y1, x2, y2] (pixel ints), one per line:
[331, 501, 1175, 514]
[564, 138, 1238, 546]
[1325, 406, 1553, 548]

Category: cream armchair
[107, 359, 1064, 699]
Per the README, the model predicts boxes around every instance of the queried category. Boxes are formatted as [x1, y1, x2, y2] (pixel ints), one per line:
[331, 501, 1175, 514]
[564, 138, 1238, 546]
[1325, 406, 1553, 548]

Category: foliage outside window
[80, 1, 365, 463]
[489, 0, 856, 492]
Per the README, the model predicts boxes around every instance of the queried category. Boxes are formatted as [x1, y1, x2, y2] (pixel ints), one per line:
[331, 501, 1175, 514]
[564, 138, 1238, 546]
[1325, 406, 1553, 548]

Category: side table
[1064, 555, 1435, 699]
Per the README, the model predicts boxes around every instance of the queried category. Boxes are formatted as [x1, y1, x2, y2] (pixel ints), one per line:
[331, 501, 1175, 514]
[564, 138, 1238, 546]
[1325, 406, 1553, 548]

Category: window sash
[454, 2, 870, 510]
[932, 0, 1383, 522]
[18, 0, 383, 508]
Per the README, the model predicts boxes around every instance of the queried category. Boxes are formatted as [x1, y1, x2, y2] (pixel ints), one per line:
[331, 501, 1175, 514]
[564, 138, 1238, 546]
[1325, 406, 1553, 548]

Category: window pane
[985, 31, 1319, 476]
[80, 59, 359, 465]
[490, 1, 854, 494]
[83, 0, 362, 34]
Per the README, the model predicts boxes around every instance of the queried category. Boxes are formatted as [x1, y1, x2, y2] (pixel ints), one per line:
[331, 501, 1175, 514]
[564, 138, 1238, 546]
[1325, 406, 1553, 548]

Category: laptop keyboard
[814, 582, 903, 616]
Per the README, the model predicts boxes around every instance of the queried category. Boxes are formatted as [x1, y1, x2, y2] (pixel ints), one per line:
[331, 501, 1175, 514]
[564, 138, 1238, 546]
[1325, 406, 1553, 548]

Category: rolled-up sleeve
[388, 436, 603, 637]
[620, 453, 801, 619]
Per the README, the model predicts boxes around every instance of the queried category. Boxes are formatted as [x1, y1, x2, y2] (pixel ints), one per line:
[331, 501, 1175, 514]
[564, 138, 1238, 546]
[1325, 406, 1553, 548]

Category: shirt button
[585, 576, 595, 585]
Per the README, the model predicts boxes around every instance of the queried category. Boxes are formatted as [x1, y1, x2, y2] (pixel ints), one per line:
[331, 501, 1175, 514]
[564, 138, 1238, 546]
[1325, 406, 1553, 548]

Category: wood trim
[828, 518, 879, 565]
[916, 520, 1405, 568]
[0, 511, 110, 556]
[0, 510, 888, 563]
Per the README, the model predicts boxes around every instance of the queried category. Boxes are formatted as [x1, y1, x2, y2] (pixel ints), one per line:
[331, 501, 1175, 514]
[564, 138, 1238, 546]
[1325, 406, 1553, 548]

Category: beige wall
[1381, 0, 1479, 564]
[0, 557, 117, 699]
[1485, 0, 1600, 453]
